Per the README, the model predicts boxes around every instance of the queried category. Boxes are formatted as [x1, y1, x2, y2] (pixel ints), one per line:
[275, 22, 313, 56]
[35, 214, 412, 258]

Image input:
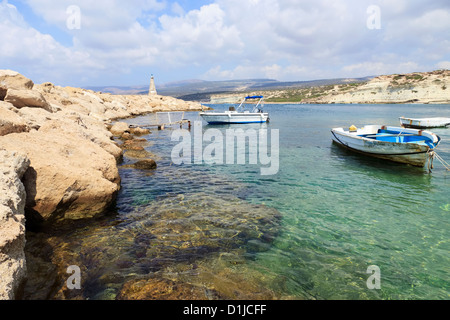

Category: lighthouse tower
[149, 74, 157, 95]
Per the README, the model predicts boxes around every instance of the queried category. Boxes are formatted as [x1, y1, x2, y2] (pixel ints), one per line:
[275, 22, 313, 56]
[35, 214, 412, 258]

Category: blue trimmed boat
[200, 96, 269, 124]
[331, 125, 441, 167]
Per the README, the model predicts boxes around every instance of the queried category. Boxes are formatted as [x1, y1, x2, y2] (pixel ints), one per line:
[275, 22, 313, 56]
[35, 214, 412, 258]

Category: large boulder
[0, 70, 34, 100]
[17, 107, 57, 131]
[109, 122, 130, 136]
[0, 127, 121, 222]
[0, 150, 30, 300]
[5, 89, 53, 112]
[0, 102, 29, 136]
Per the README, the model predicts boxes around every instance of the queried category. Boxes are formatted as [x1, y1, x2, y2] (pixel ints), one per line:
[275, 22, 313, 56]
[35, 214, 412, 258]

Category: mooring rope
[428, 150, 450, 172]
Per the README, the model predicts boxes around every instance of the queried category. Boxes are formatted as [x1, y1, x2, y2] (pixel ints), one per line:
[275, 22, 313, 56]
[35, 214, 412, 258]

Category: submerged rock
[23, 191, 282, 300]
[129, 127, 150, 136]
[128, 160, 157, 170]
[116, 277, 211, 300]
[126, 193, 282, 255]
[109, 122, 130, 136]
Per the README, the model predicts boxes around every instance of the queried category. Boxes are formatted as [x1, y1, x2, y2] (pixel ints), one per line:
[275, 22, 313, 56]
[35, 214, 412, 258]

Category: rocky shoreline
[0, 70, 203, 299]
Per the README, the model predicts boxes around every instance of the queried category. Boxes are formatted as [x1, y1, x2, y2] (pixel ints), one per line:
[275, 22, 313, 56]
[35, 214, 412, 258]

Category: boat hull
[200, 112, 269, 124]
[400, 117, 450, 129]
[331, 125, 440, 167]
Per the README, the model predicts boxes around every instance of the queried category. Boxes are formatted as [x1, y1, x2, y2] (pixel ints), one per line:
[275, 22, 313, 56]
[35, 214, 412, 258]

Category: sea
[24, 103, 450, 300]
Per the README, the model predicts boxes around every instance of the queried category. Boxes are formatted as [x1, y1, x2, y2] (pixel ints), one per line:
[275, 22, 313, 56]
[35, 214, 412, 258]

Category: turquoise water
[118, 103, 449, 300]
[24, 104, 450, 300]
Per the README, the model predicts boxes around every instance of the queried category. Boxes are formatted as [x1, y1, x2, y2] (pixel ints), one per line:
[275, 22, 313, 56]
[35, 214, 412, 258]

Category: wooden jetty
[130, 112, 192, 131]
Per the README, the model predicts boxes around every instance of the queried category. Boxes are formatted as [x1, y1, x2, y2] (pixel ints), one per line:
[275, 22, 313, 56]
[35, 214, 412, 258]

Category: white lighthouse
[149, 74, 157, 95]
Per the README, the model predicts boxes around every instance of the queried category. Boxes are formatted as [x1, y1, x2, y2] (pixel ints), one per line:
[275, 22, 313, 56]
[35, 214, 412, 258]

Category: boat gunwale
[331, 130, 431, 156]
[199, 111, 269, 116]
[399, 116, 450, 129]
[331, 125, 441, 158]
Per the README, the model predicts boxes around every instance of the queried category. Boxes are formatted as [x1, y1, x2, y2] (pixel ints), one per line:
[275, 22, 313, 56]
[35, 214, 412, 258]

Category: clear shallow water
[25, 104, 450, 300]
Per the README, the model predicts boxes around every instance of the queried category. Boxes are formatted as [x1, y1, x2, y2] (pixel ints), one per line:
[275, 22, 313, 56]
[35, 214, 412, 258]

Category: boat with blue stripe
[331, 125, 441, 167]
[200, 96, 269, 124]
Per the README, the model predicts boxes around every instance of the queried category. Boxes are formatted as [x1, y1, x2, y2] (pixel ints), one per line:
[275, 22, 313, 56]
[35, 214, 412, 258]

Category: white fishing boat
[331, 125, 441, 167]
[399, 116, 450, 129]
[200, 96, 269, 124]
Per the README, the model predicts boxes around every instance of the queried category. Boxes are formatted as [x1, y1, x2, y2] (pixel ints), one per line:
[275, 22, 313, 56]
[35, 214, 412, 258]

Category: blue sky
[1, 0, 449, 87]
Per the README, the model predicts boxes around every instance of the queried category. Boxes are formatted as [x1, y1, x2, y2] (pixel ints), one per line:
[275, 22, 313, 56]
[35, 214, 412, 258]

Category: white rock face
[319, 70, 450, 104]
[0, 151, 29, 300]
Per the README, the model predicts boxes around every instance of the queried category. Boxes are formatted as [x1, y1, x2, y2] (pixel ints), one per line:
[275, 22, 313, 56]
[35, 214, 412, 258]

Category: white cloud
[342, 61, 421, 77]
[171, 2, 185, 16]
[0, 2, 101, 83]
[436, 61, 450, 70]
[24, 0, 166, 30]
[2, 0, 450, 85]
[157, 4, 243, 64]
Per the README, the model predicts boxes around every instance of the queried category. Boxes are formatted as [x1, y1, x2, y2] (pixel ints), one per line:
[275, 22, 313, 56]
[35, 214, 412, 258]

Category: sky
[1, 0, 450, 87]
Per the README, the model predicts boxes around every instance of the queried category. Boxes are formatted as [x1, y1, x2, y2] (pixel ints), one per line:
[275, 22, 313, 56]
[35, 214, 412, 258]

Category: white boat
[200, 96, 269, 124]
[331, 125, 441, 167]
[400, 116, 450, 129]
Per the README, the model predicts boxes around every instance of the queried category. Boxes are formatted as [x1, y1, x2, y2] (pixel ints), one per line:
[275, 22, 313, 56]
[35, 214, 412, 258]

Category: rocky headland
[315, 69, 450, 104]
[0, 70, 203, 299]
[209, 70, 450, 104]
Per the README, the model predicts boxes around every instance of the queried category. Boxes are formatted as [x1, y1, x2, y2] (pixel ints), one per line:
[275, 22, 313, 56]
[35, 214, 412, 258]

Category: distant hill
[87, 77, 374, 102]
[310, 69, 450, 104]
[86, 85, 148, 95]
[206, 70, 450, 104]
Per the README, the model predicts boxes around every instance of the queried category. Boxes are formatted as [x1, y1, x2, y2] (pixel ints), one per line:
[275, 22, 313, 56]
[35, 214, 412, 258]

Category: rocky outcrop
[124, 159, 157, 170]
[317, 70, 450, 104]
[109, 122, 130, 136]
[0, 151, 29, 300]
[0, 70, 34, 100]
[0, 70, 202, 223]
[0, 125, 120, 221]
[210, 69, 450, 104]
[5, 89, 53, 112]
[0, 70, 205, 299]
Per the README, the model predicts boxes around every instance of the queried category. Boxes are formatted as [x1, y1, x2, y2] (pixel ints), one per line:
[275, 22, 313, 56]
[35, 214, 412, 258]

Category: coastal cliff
[209, 70, 450, 104]
[0, 70, 203, 299]
[315, 70, 450, 104]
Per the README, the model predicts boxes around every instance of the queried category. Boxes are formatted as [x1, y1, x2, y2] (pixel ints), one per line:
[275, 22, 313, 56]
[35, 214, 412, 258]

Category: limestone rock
[5, 89, 53, 112]
[0, 129, 121, 222]
[0, 70, 34, 100]
[0, 102, 29, 136]
[129, 127, 150, 136]
[110, 122, 130, 136]
[0, 150, 30, 300]
[17, 107, 56, 130]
